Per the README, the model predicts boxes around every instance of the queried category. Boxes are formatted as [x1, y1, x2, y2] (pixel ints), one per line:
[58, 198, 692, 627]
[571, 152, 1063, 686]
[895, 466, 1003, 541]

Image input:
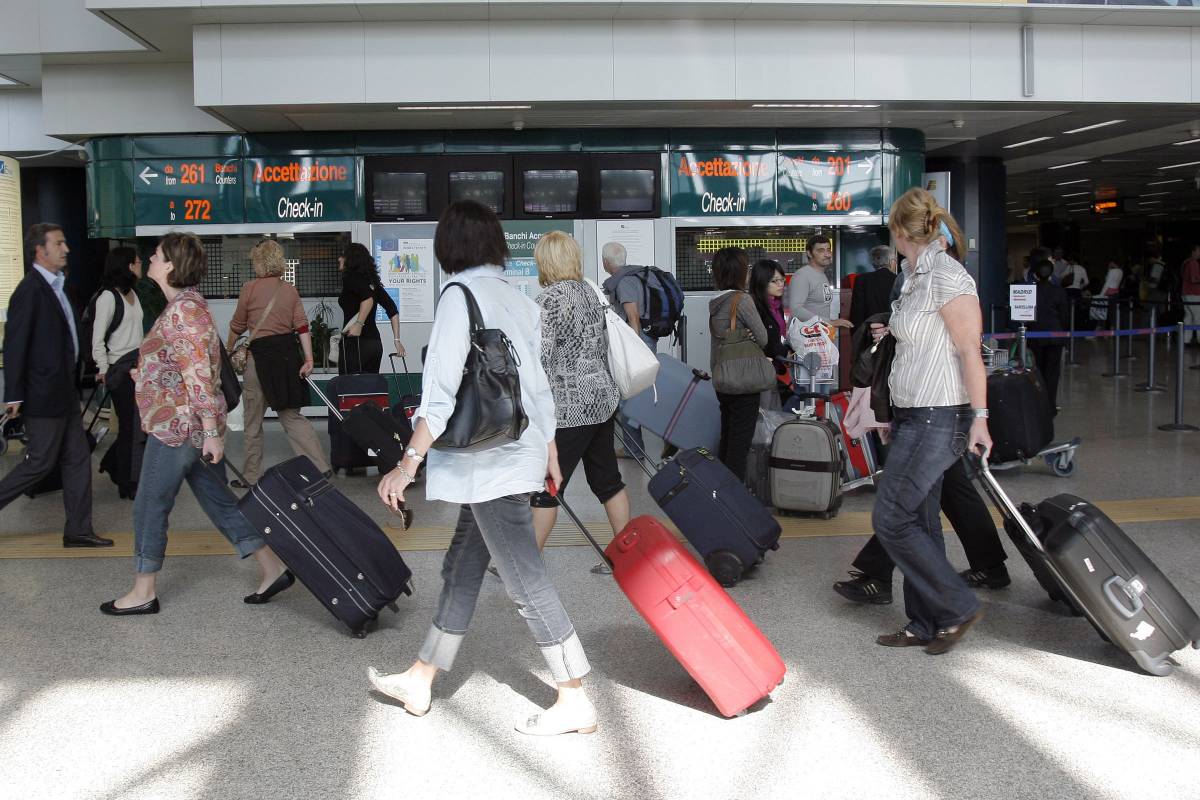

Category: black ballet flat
[100, 598, 160, 616]
[244, 570, 295, 605]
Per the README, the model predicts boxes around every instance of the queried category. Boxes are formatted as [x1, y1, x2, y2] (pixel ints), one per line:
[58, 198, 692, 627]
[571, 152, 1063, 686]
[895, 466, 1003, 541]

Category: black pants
[99, 376, 142, 494]
[530, 416, 625, 508]
[0, 405, 94, 538]
[852, 457, 1007, 583]
[716, 391, 760, 482]
[1030, 342, 1063, 415]
[339, 336, 383, 375]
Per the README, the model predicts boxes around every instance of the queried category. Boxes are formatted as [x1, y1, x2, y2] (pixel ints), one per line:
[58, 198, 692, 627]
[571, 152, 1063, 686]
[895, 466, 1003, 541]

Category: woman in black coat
[749, 259, 792, 404]
[337, 243, 405, 374]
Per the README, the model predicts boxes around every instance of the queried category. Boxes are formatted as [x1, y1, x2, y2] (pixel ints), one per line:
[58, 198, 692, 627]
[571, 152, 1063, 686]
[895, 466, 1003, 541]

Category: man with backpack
[600, 241, 684, 458]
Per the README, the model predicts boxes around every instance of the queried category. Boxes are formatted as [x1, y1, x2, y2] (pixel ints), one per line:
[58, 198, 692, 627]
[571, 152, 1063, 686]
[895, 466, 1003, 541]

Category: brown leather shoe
[63, 533, 114, 548]
[876, 628, 931, 648]
[925, 610, 984, 655]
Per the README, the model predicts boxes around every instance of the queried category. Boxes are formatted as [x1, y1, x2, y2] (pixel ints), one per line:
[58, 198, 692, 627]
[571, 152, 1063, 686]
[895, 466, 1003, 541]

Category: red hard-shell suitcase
[815, 391, 871, 480]
[556, 492, 786, 717]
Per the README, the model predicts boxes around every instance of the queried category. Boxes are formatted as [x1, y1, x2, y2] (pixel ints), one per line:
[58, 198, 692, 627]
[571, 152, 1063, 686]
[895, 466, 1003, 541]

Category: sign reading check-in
[243, 156, 359, 223]
[670, 152, 777, 216]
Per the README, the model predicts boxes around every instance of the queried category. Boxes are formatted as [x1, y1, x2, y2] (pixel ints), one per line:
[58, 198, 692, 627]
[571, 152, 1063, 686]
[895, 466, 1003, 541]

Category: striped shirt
[888, 242, 977, 408]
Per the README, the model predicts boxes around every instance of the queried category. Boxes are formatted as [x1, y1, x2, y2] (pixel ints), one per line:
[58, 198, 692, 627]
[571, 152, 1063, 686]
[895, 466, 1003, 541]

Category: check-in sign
[1009, 285, 1037, 322]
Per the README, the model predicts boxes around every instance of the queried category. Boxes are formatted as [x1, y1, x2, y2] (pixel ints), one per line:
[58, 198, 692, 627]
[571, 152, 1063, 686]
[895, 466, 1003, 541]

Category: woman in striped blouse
[870, 188, 992, 656]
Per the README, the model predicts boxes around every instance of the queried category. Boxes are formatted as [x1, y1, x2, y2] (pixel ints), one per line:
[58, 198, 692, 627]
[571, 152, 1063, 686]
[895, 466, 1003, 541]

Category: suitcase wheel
[402, 578, 415, 597]
[704, 550, 745, 588]
[352, 628, 368, 639]
[387, 602, 400, 614]
[1048, 453, 1076, 478]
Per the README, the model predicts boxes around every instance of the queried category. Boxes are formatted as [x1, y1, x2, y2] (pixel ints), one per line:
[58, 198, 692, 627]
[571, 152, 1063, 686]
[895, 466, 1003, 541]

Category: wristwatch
[972, 408, 990, 419]
[202, 428, 221, 439]
[404, 447, 424, 462]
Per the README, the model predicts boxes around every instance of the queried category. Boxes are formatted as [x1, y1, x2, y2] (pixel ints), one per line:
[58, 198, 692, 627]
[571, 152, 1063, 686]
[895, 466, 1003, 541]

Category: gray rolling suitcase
[768, 414, 843, 518]
[967, 453, 1200, 676]
[620, 354, 720, 453]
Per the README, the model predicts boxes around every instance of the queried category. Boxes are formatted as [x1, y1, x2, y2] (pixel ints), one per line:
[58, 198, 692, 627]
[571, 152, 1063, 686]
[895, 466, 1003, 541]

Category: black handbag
[432, 282, 529, 452]
[850, 312, 894, 423]
[217, 340, 243, 412]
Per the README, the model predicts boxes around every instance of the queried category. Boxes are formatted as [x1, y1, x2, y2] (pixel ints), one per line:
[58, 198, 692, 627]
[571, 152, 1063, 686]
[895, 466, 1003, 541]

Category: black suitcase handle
[548, 480, 614, 570]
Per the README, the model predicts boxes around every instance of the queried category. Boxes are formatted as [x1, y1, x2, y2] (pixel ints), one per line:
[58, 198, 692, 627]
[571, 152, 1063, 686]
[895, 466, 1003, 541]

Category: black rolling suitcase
[323, 373, 390, 472]
[227, 455, 413, 638]
[306, 376, 414, 484]
[987, 368, 1053, 462]
[966, 453, 1200, 676]
[388, 354, 422, 424]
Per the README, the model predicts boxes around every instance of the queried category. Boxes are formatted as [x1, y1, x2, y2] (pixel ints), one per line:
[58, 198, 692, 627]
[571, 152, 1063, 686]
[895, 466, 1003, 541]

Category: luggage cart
[988, 436, 1082, 478]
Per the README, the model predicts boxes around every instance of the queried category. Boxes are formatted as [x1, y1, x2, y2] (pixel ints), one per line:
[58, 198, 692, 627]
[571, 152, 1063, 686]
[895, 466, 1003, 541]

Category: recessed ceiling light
[1067, 201, 1092, 207]
[1147, 178, 1184, 186]
[396, 105, 532, 111]
[1062, 120, 1125, 134]
[1068, 207, 1092, 213]
[1003, 136, 1053, 149]
[1048, 160, 1090, 170]
[751, 103, 880, 109]
[1148, 213, 1168, 217]
[1140, 200, 1163, 205]
[1173, 138, 1200, 146]
[1062, 191, 1091, 197]
[1056, 178, 1090, 186]
[1141, 191, 1172, 197]
[1006, 201, 1021, 206]
[1159, 160, 1200, 170]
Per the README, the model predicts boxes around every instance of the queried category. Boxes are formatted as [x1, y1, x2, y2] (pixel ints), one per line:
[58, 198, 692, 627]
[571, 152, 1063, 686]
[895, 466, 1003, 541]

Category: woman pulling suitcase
[368, 201, 598, 736]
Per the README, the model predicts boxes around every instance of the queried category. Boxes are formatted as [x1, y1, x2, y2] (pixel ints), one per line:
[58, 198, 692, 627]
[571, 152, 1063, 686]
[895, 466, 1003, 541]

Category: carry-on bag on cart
[987, 368, 1054, 463]
[965, 452, 1200, 676]
[553, 488, 785, 717]
[307, 376, 411, 477]
[222, 454, 413, 638]
[323, 372, 390, 472]
[815, 390, 875, 483]
[767, 413, 843, 519]
[627, 434, 782, 587]
[746, 409, 792, 505]
[619, 354, 720, 453]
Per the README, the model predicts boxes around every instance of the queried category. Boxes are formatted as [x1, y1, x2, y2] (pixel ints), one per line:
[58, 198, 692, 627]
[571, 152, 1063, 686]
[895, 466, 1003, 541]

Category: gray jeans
[419, 494, 590, 683]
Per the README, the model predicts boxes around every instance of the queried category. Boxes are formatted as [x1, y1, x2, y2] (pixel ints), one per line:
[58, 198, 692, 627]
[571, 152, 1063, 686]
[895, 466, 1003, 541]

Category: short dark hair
[434, 200, 509, 275]
[808, 234, 832, 253]
[749, 258, 784, 308]
[102, 247, 138, 293]
[712, 247, 750, 291]
[341, 242, 379, 280]
[1034, 259, 1055, 282]
[159, 232, 207, 288]
[24, 223, 63, 266]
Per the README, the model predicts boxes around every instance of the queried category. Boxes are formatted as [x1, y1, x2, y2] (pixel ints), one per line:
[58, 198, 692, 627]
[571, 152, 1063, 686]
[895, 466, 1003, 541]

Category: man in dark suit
[1, 223, 111, 547]
[849, 245, 898, 327]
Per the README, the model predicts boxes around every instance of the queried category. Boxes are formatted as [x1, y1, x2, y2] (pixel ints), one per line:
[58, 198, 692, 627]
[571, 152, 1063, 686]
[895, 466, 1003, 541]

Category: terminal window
[195, 233, 348, 299]
[674, 225, 828, 292]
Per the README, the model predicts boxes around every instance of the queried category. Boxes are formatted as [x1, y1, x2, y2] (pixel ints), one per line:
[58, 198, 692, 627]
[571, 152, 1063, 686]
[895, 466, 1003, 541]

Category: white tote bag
[588, 280, 659, 399]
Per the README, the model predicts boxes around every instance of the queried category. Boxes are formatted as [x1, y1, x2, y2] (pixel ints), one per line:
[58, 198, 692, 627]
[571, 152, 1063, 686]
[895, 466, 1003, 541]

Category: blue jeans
[419, 494, 590, 683]
[872, 405, 981, 640]
[133, 436, 265, 573]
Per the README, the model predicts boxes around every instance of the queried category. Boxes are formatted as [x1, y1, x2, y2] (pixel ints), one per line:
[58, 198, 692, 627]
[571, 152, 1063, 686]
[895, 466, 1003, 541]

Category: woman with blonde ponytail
[869, 188, 991, 655]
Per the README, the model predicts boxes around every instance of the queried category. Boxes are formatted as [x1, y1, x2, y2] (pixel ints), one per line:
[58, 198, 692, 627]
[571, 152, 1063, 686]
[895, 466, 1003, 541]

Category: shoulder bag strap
[247, 280, 284, 342]
[440, 281, 485, 334]
[728, 291, 742, 335]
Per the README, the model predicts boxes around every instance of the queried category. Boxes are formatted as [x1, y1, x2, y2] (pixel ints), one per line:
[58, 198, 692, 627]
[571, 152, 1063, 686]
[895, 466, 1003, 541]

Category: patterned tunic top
[889, 241, 978, 408]
[536, 280, 620, 429]
[133, 288, 226, 448]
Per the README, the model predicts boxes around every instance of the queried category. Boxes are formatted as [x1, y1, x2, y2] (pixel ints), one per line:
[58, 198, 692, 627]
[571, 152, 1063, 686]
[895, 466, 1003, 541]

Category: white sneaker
[367, 667, 432, 717]
[515, 699, 598, 736]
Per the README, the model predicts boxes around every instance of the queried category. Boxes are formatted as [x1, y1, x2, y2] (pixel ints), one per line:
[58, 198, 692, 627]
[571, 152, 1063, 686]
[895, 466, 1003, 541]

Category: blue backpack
[629, 267, 685, 340]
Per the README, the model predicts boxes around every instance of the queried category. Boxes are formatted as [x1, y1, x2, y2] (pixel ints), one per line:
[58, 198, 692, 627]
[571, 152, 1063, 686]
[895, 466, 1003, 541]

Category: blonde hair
[534, 231, 583, 287]
[888, 188, 966, 263]
[250, 238, 286, 278]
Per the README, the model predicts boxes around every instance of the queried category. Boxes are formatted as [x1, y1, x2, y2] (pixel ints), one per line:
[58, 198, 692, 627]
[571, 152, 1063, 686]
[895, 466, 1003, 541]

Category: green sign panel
[132, 158, 243, 226]
[243, 156, 359, 223]
[501, 220, 574, 298]
[669, 152, 777, 216]
[777, 152, 883, 216]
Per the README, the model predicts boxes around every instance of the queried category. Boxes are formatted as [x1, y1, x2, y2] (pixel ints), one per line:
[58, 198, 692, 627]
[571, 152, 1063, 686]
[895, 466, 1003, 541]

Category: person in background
[749, 259, 792, 405]
[337, 242, 405, 374]
[135, 260, 167, 334]
[524, 231, 631, 573]
[102, 232, 293, 615]
[0, 223, 111, 548]
[600, 241, 657, 459]
[1098, 260, 1124, 329]
[1051, 246, 1071, 286]
[369, 201, 598, 736]
[226, 239, 331, 487]
[869, 188, 989, 655]
[1181, 244, 1200, 346]
[1029, 259, 1070, 416]
[709, 247, 769, 481]
[849, 244, 898, 327]
[787, 234, 852, 333]
[1143, 246, 1167, 309]
[93, 246, 146, 499]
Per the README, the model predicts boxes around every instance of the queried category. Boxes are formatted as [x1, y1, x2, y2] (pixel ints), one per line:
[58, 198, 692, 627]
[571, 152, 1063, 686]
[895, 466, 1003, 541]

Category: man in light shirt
[787, 234, 853, 331]
[0, 223, 110, 547]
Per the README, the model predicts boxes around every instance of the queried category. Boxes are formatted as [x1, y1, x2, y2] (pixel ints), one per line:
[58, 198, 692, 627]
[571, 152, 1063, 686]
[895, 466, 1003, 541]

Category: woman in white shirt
[368, 201, 597, 737]
[93, 247, 145, 499]
[870, 189, 992, 655]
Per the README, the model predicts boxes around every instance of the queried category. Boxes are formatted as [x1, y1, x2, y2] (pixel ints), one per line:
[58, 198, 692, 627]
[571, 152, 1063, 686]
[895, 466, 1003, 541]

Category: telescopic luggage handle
[547, 480, 614, 570]
[962, 447, 1047, 556]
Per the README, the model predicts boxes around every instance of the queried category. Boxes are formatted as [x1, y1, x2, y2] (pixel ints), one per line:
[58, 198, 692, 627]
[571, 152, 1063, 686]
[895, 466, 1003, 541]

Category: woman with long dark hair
[337, 243, 404, 374]
[93, 247, 145, 499]
[748, 258, 791, 404]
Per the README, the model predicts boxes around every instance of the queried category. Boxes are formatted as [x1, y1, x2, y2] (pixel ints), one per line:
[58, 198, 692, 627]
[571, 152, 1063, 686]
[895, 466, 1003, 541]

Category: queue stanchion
[1135, 304, 1165, 393]
[1102, 301, 1127, 378]
[1123, 300, 1137, 361]
[1017, 324, 1028, 368]
[1158, 321, 1198, 431]
[1067, 303, 1080, 366]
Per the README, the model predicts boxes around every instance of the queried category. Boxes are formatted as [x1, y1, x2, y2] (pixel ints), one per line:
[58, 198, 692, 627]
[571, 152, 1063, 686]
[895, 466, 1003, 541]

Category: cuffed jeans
[419, 494, 590, 684]
[872, 405, 981, 640]
[133, 435, 265, 573]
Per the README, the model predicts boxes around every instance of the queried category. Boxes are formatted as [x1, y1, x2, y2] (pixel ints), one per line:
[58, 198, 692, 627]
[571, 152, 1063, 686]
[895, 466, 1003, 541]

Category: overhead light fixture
[1147, 178, 1184, 186]
[1141, 191, 1172, 197]
[1003, 136, 1053, 149]
[1048, 160, 1089, 170]
[751, 103, 880, 108]
[1159, 160, 1200, 170]
[1068, 207, 1092, 213]
[1173, 138, 1200, 146]
[1055, 178, 1090, 186]
[1067, 200, 1091, 207]
[1006, 201, 1022, 206]
[1062, 191, 1091, 197]
[1139, 200, 1162, 205]
[396, 104, 532, 111]
[1148, 212, 1168, 217]
[1062, 119, 1125, 134]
